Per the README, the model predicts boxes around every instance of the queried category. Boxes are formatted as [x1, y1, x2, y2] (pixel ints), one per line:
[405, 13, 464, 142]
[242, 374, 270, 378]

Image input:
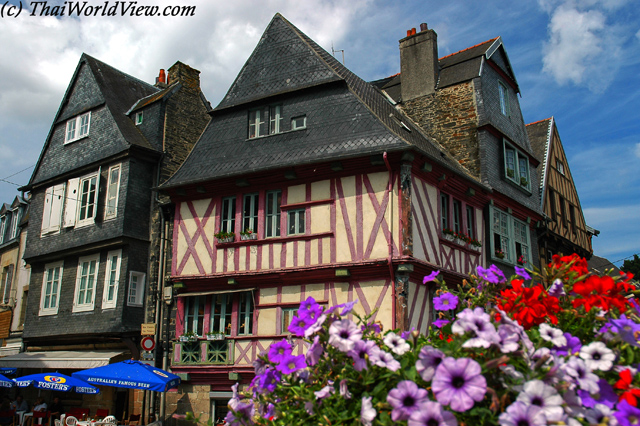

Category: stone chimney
[167, 61, 201, 91]
[399, 23, 439, 102]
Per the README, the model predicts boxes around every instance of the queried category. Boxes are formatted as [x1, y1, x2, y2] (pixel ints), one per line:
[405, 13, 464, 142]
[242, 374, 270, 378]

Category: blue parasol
[72, 360, 180, 392]
[14, 372, 99, 394]
[0, 373, 15, 388]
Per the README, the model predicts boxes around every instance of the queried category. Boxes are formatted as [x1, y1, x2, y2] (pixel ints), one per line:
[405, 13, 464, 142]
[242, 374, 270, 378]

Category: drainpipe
[383, 152, 396, 327]
[159, 209, 170, 421]
[150, 206, 167, 421]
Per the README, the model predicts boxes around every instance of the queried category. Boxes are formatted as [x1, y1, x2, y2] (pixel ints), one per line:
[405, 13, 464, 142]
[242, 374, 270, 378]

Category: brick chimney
[399, 23, 439, 102]
[167, 61, 201, 91]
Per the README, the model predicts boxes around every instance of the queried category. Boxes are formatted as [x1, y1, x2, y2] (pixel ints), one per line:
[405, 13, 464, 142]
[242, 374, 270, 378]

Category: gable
[57, 62, 105, 123]
[215, 15, 341, 111]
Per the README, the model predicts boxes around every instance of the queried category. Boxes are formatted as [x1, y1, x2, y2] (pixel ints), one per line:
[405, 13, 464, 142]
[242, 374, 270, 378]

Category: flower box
[455, 238, 466, 246]
[216, 236, 234, 244]
[443, 234, 455, 242]
[240, 233, 257, 241]
[469, 244, 481, 252]
[206, 334, 226, 341]
[179, 335, 197, 342]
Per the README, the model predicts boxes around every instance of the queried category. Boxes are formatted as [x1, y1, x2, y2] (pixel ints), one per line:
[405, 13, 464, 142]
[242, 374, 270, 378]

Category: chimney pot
[407, 29, 412, 37]
[420, 23, 428, 32]
[411, 28, 416, 35]
[159, 69, 166, 83]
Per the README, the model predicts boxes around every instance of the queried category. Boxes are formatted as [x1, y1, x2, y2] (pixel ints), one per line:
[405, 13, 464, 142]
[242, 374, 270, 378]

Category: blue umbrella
[72, 360, 180, 392]
[14, 372, 99, 394]
[0, 373, 14, 388]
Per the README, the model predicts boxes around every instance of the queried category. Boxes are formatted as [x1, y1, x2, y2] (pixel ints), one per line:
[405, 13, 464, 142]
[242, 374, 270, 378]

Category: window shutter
[41, 187, 53, 232]
[94, 166, 102, 222]
[64, 178, 79, 228]
[49, 183, 65, 232]
[3, 265, 13, 304]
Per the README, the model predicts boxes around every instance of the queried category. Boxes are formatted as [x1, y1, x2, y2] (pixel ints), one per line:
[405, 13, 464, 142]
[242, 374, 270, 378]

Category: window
[64, 112, 91, 144]
[185, 296, 205, 336]
[452, 200, 462, 234]
[570, 205, 576, 234]
[9, 208, 20, 240]
[211, 294, 232, 336]
[242, 194, 258, 234]
[0, 216, 5, 244]
[104, 165, 121, 220]
[498, 82, 509, 116]
[503, 141, 530, 190]
[556, 160, 565, 176]
[549, 189, 557, 220]
[265, 190, 281, 238]
[221, 197, 236, 233]
[73, 254, 99, 312]
[440, 194, 449, 231]
[1, 265, 14, 304]
[237, 291, 254, 335]
[288, 208, 305, 235]
[76, 174, 98, 226]
[39, 261, 63, 316]
[559, 196, 567, 228]
[269, 105, 282, 134]
[466, 206, 475, 239]
[291, 115, 306, 130]
[490, 205, 531, 265]
[281, 308, 297, 334]
[19, 289, 28, 328]
[41, 183, 66, 235]
[101, 250, 121, 309]
[248, 110, 263, 138]
[127, 272, 145, 306]
[135, 112, 143, 125]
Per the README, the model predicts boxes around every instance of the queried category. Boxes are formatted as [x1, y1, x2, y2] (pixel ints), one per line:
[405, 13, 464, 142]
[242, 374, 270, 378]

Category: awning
[0, 350, 127, 369]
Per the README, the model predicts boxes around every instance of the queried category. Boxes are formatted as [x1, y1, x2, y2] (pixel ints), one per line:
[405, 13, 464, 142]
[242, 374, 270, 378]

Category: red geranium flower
[497, 279, 560, 330]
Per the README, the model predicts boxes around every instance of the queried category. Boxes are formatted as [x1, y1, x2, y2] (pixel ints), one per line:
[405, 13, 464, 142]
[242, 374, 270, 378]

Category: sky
[0, 0, 638, 267]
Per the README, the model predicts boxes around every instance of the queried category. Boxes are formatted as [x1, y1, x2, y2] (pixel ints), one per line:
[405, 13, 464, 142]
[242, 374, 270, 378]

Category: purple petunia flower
[423, 270, 440, 284]
[452, 307, 500, 348]
[362, 321, 382, 335]
[434, 293, 459, 311]
[339, 379, 352, 399]
[432, 319, 450, 328]
[516, 380, 564, 422]
[548, 279, 565, 298]
[553, 332, 581, 356]
[515, 266, 531, 280]
[387, 380, 429, 421]
[431, 357, 487, 412]
[256, 366, 281, 393]
[476, 265, 506, 284]
[608, 315, 640, 347]
[348, 339, 380, 371]
[562, 356, 599, 393]
[306, 335, 324, 366]
[614, 400, 640, 426]
[580, 341, 615, 371]
[539, 323, 567, 347]
[314, 382, 334, 400]
[268, 339, 293, 364]
[497, 324, 520, 353]
[416, 346, 445, 382]
[578, 378, 618, 409]
[299, 296, 322, 317]
[288, 313, 316, 337]
[275, 354, 307, 375]
[498, 401, 546, 426]
[361, 396, 376, 426]
[384, 332, 410, 355]
[375, 350, 401, 372]
[408, 401, 458, 426]
[328, 319, 362, 352]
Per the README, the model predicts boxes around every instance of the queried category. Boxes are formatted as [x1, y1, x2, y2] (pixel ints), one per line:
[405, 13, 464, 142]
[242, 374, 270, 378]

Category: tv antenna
[331, 42, 345, 65]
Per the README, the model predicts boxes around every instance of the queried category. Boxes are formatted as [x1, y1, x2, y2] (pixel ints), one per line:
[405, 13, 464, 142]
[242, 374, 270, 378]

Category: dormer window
[291, 115, 306, 130]
[248, 110, 263, 138]
[65, 112, 91, 144]
[498, 82, 509, 116]
[269, 105, 282, 134]
[135, 112, 143, 125]
[503, 140, 530, 191]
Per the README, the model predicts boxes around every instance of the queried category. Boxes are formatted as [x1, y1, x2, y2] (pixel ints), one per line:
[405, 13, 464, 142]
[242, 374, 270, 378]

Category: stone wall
[402, 81, 480, 177]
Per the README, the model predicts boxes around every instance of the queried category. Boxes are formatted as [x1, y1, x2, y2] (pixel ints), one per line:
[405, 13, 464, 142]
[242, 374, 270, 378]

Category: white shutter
[41, 187, 53, 232]
[49, 183, 65, 233]
[64, 178, 79, 228]
[94, 166, 101, 222]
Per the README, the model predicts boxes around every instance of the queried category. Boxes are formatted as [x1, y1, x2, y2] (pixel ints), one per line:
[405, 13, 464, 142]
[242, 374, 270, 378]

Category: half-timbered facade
[527, 117, 596, 262]
[160, 14, 493, 421]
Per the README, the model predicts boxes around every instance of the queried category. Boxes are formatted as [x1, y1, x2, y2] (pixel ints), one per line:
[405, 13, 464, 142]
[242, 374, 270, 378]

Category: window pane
[79, 113, 90, 136]
[453, 200, 461, 233]
[466, 206, 474, 238]
[288, 209, 305, 235]
[269, 105, 282, 134]
[441, 194, 449, 230]
[242, 194, 258, 233]
[518, 157, 528, 180]
[265, 191, 281, 237]
[106, 166, 120, 218]
[505, 148, 516, 179]
[221, 197, 236, 233]
[238, 292, 254, 335]
[66, 120, 76, 141]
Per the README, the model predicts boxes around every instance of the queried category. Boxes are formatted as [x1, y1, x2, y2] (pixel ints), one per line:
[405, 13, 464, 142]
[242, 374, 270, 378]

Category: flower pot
[179, 336, 197, 342]
[216, 236, 234, 244]
[455, 238, 466, 246]
[470, 245, 481, 252]
[443, 234, 455, 242]
[240, 234, 257, 241]
[207, 334, 226, 341]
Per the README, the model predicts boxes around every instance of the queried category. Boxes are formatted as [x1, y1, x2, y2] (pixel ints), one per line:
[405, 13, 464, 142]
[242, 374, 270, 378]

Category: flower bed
[222, 254, 639, 425]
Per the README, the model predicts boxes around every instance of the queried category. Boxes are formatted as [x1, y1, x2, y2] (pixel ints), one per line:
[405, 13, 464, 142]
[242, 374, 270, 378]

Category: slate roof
[372, 37, 518, 103]
[25, 54, 159, 188]
[163, 14, 482, 190]
[526, 117, 552, 201]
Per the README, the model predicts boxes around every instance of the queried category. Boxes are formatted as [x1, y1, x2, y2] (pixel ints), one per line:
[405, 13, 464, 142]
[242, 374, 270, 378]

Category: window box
[206, 332, 226, 341]
[240, 229, 257, 240]
[495, 250, 505, 259]
[214, 231, 235, 244]
[179, 332, 198, 342]
[469, 244, 482, 253]
[455, 237, 467, 246]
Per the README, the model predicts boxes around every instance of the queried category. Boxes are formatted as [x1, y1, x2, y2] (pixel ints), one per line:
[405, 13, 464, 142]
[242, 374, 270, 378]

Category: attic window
[498, 82, 509, 116]
[135, 112, 143, 125]
[64, 112, 91, 144]
[503, 140, 530, 191]
[291, 115, 306, 131]
[248, 110, 263, 138]
[556, 160, 565, 176]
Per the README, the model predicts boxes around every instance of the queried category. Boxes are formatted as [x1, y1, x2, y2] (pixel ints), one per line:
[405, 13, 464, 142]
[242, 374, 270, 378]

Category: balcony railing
[174, 339, 233, 365]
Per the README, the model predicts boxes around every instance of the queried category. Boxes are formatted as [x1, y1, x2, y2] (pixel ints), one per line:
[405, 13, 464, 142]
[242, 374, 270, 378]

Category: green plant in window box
[469, 238, 482, 251]
[495, 249, 505, 259]
[520, 177, 528, 186]
[179, 331, 198, 342]
[507, 168, 515, 178]
[454, 231, 471, 244]
[517, 255, 527, 266]
[240, 228, 257, 240]
[442, 228, 455, 242]
[214, 231, 235, 243]
[206, 331, 226, 341]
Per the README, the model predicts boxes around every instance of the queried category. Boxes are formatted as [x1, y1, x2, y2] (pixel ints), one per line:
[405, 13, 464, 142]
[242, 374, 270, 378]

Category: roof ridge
[526, 117, 552, 127]
[82, 53, 157, 91]
[439, 37, 499, 61]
